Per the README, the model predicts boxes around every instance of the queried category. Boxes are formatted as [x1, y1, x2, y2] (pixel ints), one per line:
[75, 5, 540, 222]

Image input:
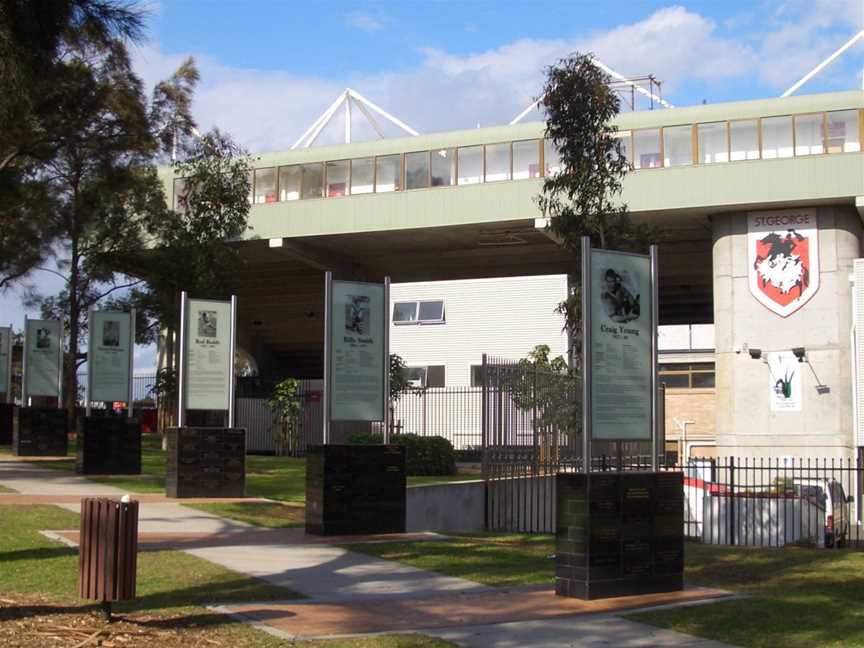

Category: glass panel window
[691, 372, 716, 388]
[418, 300, 445, 323]
[457, 146, 483, 184]
[405, 151, 429, 190]
[427, 365, 445, 388]
[698, 122, 728, 164]
[470, 365, 484, 387]
[614, 132, 631, 166]
[663, 125, 692, 167]
[633, 129, 661, 169]
[730, 120, 759, 161]
[300, 163, 323, 199]
[403, 367, 426, 388]
[543, 139, 562, 176]
[376, 154, 401, 192]
[279, 165, 300, 201]
[827, 110, 860, 153]
[351, 157, 374, 195]
[761, 116, 793, 159]
[430, 148, 455, 187]
[173, 178, 187, 212]
[513, 139, 541, 179]
[325, 160, 349, 197]
[393, 302, 418, 323]
[485, 143, 510, 182]
[795, 114, 824, 156]
[253, 168, 276, 204]
[659, 374, 689, 388]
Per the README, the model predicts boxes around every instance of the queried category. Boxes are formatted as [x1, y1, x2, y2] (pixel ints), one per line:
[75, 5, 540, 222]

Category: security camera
[792, 347, 806, 362]
[748, 348, 762, 360]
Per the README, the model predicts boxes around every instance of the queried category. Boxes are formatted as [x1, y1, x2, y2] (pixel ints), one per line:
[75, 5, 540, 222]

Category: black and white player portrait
[600, 268, 641, 323]
[102, 320, 120, 347]
[345, 295, 371, 335]
[198, 310, 218, 338]
[36, 327, 52, 349]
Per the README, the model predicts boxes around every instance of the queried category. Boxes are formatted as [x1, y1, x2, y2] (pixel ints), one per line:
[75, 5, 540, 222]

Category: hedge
[346, 432, 457, 476]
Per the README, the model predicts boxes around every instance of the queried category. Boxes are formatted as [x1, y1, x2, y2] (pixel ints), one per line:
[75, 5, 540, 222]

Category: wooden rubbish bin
[78, 498, 139, 619]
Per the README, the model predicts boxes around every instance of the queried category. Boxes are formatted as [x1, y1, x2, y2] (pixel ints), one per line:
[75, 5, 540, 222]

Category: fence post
[729, 456, 736, 546]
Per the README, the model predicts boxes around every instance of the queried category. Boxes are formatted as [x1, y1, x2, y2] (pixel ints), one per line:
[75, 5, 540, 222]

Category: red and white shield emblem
[748, 209, 819, 317]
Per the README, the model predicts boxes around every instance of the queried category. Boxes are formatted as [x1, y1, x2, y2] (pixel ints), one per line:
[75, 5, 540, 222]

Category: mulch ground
[0, 595, 256, 648]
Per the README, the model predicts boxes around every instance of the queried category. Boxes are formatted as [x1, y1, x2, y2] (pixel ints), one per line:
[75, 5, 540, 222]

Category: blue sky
[2, 0, 863, 370]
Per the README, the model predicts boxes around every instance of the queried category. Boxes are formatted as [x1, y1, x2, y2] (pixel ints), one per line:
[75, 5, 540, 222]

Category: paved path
[428, 614, 738, 647]
[0, 460, 128, 496]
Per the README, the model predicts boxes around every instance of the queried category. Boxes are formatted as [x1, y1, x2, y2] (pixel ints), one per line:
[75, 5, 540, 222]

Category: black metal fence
[75, 374, 157, 408]
[682, 454, 863, 549]
[391, 387, 483, 450]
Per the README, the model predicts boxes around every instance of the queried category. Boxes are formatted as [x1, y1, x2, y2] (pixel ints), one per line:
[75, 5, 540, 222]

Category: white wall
[390, 275, 569, 386]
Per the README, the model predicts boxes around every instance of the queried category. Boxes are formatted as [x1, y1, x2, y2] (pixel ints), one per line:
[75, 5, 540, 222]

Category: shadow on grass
[0, 546, 76, 562]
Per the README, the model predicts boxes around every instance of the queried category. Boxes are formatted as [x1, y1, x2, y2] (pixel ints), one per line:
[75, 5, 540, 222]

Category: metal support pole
[177, 291, 187, 428]
[128, 309, 136, 419]
[650, 244, 659, 472]
[86, 309, 94, 417]
[228, 296, 237, 428]
[581, 237, 592, 474]
[323, 273, 332, 445]
[383, 276, 391, 444]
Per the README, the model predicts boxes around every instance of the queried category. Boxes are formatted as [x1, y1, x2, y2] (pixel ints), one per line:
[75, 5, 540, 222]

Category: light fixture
[792, 347, 806, 362]
[748, 348, 762, 360]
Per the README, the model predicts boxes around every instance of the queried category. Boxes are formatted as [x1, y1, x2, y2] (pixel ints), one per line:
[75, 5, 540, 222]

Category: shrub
[345, 432, 457, 476]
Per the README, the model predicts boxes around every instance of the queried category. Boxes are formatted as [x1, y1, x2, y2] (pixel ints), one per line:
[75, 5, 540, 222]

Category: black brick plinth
[76, 416, 142, 475]
[0, 403, 14, 445]
[555, 471, 684, 600]
[165, 427, 246, 498]
[13, 407, 68, 456]
[306, 444, 406, 536]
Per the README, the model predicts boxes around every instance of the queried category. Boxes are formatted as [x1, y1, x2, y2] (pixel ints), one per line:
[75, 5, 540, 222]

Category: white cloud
[345, 12, 387, 33]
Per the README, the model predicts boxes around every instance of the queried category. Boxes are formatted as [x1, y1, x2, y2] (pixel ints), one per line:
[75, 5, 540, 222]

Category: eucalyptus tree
[538, 53, 654, 364]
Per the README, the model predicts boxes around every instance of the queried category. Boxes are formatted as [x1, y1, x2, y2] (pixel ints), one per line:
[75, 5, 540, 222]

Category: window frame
[391, 299, 445, 325]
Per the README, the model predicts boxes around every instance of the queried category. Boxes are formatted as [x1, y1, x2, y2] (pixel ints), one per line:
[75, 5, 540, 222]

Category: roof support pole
[782, 29, 864, 97]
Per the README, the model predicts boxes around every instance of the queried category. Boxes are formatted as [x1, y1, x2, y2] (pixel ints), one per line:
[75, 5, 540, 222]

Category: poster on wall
[748, 209, 819, 318]
[88, 311, 133, 403]
[589, 249, 653, 440]
[184, 299, 233, 411]
[329, 280, 386, 421]
[24, 319, 62, 398]
[767, 351, 802, 412]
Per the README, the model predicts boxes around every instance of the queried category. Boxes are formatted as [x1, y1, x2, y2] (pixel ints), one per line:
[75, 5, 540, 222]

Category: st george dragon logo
[747, 210, 819, 317]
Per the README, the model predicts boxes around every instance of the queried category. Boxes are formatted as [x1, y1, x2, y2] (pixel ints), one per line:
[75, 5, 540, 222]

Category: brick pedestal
[555, 471, 684, 600]
[306, 444, 406, 536]
[13, 407, 68, 456]
[0, 403, 14, 445]
[76, 417, 142, 475]
[165, 427, 245, 498]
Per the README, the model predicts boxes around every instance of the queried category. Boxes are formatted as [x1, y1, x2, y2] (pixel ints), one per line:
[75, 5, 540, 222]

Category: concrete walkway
[428, 614, 738, 647]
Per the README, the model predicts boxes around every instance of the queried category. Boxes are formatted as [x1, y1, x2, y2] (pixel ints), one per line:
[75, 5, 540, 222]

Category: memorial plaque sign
[24, 319, 62, 399]
[328, 280, 386, 422]
[183, 298, 233, 412]
[88, 311, 133, 403]
[0, 326, 10, 397]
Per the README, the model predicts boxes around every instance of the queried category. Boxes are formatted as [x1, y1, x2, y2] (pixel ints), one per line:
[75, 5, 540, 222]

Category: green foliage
[347, 432, 457, 476]
[265, 377, 302, 456]
[507, 344, 580, 439]
[390, 353, 412, 402]
[538, 53, 656, 361]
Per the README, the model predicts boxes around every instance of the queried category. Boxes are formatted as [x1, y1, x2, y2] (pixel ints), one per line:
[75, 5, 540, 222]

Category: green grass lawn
[0, 484, 15, 493]
[631, 543, 864, 648]
[0, 504, 457, 647]
[343, 532, 555, 588]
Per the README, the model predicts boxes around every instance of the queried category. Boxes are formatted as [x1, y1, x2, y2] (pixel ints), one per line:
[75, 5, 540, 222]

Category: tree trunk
[66, 226, 81, 438]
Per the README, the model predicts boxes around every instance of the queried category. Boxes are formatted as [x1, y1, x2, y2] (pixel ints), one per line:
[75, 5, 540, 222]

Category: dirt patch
[0, 595, 261, 648]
